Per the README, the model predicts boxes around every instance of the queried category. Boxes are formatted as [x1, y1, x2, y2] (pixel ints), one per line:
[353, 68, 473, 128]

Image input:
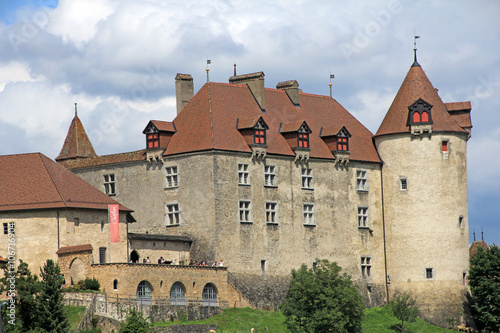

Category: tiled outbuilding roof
[58, 150, 147, 169]
[56, 244, 93, 255]
[376, 64, 469, 137]
[128, 233, 192, 242]
[0, 153, 132, 212]
[56, 115, 98, 161]
[163, 82, 380, 163]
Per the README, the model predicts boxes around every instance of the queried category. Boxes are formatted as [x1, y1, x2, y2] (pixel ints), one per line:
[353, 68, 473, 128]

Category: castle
[24, 54, 472, 326]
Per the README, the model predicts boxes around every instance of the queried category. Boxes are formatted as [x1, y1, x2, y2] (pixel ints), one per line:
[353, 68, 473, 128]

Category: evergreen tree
[0, 260, 41, 332]
[468, 244, 500, 332]
[36, 259, 69, 333]
[281, 259, 364, 333]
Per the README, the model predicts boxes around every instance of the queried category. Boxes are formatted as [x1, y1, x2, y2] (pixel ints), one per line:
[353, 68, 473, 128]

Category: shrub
[84, 277, 101, 291]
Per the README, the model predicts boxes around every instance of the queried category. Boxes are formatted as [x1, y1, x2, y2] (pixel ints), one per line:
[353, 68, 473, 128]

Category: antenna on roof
[206, 59, 211, 83]
[74, 103, 78, 117]
[234, 62, 237, 76]
[481, 228, 484, 241]
[329, 74, 335, 98]
[473, 229, 476, 242]
[413, 32, 420, 66]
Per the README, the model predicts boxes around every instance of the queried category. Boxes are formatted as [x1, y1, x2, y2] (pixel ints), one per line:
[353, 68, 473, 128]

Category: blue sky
[0, 0, 498, 245]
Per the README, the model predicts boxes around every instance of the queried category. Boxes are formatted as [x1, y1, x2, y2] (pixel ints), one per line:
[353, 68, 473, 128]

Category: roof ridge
[38, 153, 68, 208]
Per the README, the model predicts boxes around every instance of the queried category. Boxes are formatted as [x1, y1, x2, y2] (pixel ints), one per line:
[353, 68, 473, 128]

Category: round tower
[374, 57, 471, 327]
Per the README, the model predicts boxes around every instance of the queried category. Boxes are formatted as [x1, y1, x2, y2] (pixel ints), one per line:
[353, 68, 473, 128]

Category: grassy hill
[151, 306, 456, 332]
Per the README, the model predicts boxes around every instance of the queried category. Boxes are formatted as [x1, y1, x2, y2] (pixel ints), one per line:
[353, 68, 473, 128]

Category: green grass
[66, 305, 87, 330]
[152, 306, 457, 332]
[363, 306, 455, 333]
[152, 307, 288, 332]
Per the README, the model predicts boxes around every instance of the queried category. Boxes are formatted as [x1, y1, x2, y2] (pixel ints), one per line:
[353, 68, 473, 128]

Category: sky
[0, 0, 498, 245]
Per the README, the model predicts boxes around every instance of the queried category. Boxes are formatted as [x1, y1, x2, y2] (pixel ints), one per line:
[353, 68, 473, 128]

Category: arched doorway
[170, 282, 186, 305]
[202, 283, 217, 306]
[136, 280, 153, 305]
[69, 258, 86, 285]
[130, 250, 139, 263]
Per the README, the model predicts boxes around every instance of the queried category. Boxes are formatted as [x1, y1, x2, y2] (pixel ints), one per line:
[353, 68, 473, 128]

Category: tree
[468, 244, 500, 332]
[0, 260, 42, 332]
[390, 291, 418, 333]
[36, 259, 69, 333]
[280, 259, 364, 333]
[119, 308, 150, 333]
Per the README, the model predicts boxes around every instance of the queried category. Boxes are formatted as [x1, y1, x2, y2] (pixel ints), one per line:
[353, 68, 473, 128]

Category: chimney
[175, 73, 194, 114]
[229, 71, 266, 111]
[276, 80, 300, 106]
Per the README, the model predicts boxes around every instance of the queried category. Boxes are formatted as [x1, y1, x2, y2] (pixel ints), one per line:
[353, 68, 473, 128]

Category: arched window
[413, 112, 421, 123]
[202, 283, 217, 306]
[421, 111, 429, 122]
[113, 279, 118, 290]
[136, 280, 153, 305]
[170, 282, 186, 305]
[130, 250, 139, 263]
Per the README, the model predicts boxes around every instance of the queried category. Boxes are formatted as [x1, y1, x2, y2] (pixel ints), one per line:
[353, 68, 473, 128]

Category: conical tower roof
[375, 61, 466, 137]
[56, 112, 97, 161]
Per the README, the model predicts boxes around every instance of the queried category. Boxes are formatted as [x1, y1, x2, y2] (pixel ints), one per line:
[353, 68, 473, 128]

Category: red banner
[109, 204, 120, 243]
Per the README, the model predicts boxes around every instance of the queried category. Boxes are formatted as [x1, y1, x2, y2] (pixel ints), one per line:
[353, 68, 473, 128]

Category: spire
[412, 35, 421, 67]
[56, 106, 98, 162]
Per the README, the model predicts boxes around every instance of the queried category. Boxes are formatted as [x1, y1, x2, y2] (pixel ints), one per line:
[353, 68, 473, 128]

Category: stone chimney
[229, 71, 266, 111]
[276, 80, 300, 106]
[175, 73, 194, 114]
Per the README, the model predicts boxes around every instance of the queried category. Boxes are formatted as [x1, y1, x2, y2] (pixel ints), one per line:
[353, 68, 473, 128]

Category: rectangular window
[239, 200, 252, 223]
[400, 177, 408, 191]
[303, 203, 315, 225]
[261, 259, 267, 273]
[3, 223, 8, 235]
[254, 129, 266, 145]
[425, 267, 434, 279]
[459, 216, 464, 228]
[166, 166, 179, 188]
[442, 140, 448, 152]
[356, 170, 368, 191]
[166, 203, 180, 225]
[357, 207, 368, 228]
[337, 137, 348, 151]
[298, 133, 309, 148]
[238, 163, 250, 185]
[104, 174, 116, 195]
[361, 256, 371, 277]
[99, 247, 106, 264]
[264, 166, 276, 187]
[301, 168, 313, 189]
[147, 133, 159, 148]
[266, 202, 278, 224]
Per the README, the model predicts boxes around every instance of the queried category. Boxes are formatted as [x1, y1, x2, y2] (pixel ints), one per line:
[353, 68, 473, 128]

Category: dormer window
[409, 98, 433, 125]
[254, 128, 266, 145]
[336, 128, 350, 152]
[147, 132, 159, 149]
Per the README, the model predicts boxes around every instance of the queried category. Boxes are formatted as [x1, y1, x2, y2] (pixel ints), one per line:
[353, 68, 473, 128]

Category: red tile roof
[376, 65, 469, 137]
[469, 240, 488, 258]
[58, 150, 147, 169]
[56, 115, 98, 161]
[164, 82, 380, 163]
[56, 244, 93, 255]
[0, 256, 7, 263]
[149, 120, 176, 132]
[0, 153, 132, 212]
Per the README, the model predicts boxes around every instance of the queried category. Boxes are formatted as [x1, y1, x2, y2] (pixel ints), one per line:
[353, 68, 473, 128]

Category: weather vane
[206, 59, 211, 83]
[329, 73, 335, 98]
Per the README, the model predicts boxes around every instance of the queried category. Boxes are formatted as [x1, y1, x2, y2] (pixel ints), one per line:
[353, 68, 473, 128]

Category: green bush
[84, 277, 101, 291]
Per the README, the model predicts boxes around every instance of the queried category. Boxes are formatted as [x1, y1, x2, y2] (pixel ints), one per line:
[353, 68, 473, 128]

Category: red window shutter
[413, 112, 421, 123]
[442, 141, 448, 152]
[422, 111, 429, 122]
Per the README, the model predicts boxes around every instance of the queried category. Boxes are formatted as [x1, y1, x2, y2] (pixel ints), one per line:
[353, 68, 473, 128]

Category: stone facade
[0, 209, 128, 276]
[375, 132, 469, 326]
